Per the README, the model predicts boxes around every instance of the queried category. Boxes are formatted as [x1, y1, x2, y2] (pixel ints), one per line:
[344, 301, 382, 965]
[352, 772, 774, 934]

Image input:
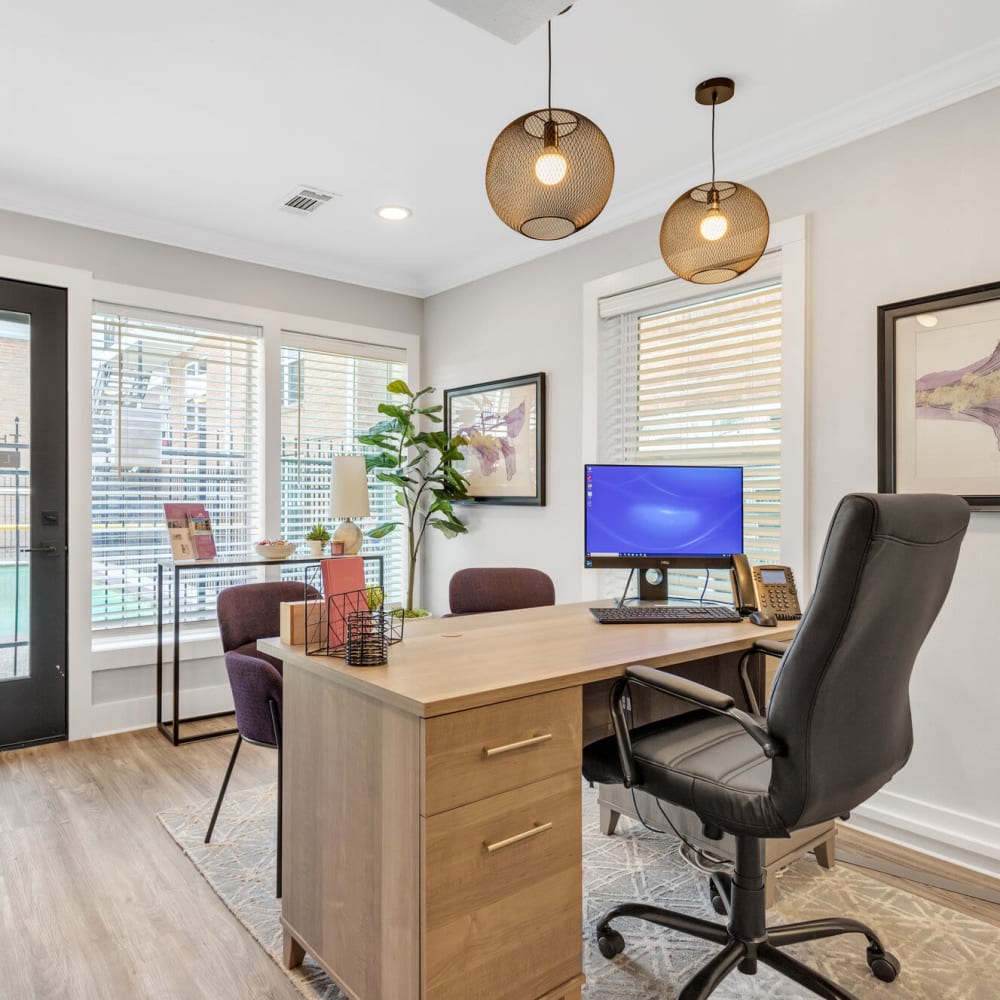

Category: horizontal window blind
[597, 281, 783, 603]
[91, 304, 261, 629]
[279, 341, 407, 607]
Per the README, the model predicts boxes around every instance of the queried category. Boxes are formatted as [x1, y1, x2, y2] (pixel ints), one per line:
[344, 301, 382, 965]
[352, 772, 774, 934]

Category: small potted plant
[305, 524, 331, 558]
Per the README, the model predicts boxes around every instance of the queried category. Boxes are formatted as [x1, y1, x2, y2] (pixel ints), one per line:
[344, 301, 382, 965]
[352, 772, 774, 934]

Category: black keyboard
[589, 605, 742, 624]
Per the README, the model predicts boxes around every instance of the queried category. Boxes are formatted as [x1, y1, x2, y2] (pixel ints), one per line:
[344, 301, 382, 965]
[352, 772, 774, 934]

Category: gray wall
[422, 86, 1000, 874]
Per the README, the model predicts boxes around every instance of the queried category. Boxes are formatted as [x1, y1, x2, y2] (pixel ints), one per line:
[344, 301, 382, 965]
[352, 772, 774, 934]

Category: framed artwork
[444, 372, 545, 505]
[878, 281, 1000, 509]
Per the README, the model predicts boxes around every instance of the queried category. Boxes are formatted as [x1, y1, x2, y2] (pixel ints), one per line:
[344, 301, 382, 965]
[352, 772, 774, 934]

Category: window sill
[91, 625, 223, 671]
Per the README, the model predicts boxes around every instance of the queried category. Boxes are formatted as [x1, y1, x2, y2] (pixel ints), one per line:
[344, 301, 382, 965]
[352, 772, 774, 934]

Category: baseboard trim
[837, 843, 1000, 906]
[849, 789, 1000, 881]
[91, 683, 234, 738]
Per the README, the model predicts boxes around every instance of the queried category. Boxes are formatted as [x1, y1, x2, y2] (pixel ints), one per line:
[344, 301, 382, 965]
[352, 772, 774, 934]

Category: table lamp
[330, 455, 371, 555]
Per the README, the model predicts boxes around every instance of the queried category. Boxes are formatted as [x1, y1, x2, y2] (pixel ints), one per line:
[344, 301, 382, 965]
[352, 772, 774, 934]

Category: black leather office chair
[593, 493, 969, 999]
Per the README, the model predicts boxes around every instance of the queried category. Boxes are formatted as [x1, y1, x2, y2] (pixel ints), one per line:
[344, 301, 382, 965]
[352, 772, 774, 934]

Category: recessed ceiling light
[915, 313, 939, 328]
[377, 205, 412, 221]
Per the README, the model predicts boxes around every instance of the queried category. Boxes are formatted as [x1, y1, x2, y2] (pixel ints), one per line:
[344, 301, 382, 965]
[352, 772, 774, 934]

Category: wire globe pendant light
[485, 13, 614, 240]
[660, 78, 769, 284]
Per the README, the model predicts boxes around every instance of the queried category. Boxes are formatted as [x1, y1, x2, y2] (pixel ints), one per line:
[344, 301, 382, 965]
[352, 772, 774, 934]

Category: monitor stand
[637, 567, 670, 604]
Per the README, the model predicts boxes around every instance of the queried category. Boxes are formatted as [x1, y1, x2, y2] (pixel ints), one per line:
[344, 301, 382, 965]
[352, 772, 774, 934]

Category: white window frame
[580, 215, 808, 600]
[88, 281, 420, 665]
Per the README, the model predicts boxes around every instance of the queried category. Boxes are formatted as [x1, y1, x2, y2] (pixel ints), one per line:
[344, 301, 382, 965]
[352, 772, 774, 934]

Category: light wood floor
[0, 725, 299, 1000]
[2, 727, 998, 1000]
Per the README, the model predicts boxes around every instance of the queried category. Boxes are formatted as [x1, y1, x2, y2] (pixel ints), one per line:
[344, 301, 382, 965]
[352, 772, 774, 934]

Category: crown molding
[0, 190, 426, 299]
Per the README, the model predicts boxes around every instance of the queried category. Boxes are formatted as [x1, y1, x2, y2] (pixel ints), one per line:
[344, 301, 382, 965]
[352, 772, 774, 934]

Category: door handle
[20, 545, 59, 555]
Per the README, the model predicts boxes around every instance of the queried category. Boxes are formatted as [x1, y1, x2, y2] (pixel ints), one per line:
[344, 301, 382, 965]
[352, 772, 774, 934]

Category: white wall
[422, 86, 1000, 874]
[0, 210, 423, 741]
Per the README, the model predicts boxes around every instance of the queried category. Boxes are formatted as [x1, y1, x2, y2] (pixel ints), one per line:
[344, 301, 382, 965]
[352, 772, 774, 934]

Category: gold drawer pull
[484, 822, 553, 853]
[483, 733, 553, 758]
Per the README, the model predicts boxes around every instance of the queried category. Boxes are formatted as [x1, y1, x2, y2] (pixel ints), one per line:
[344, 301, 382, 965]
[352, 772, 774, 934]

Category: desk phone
[731, 555, 802, 621]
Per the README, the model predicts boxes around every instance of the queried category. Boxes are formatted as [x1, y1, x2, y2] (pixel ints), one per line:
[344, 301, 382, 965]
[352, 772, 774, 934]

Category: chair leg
[766, 916, 884, 952]
[205, 735, 242, 844]
[677, 941, 747, 1000]
[757, 943, 861, 1000]
[270, 700, 283, 899]
[596, 902, 730, 948]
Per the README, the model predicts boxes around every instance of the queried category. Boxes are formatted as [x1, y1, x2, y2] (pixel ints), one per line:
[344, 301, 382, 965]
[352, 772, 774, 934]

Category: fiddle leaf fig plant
[358, 380, 470, 614]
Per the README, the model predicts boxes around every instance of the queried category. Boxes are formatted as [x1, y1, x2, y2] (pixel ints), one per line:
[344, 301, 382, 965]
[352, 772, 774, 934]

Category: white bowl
[255, 542, 296, 560]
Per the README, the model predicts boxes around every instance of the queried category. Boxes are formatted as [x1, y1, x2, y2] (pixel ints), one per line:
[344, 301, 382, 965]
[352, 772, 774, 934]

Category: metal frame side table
[155, 554, 384, 745]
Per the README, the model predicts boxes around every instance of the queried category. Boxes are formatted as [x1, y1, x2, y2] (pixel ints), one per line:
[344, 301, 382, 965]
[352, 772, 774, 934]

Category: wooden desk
[260, 603, 798, 1000]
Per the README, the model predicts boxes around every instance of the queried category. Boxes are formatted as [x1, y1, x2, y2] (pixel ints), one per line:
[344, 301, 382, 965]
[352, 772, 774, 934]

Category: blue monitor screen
[584, 464, 743, 569]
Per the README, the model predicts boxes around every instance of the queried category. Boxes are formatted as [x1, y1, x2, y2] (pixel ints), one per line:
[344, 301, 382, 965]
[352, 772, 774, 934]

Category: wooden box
[279, 600, 324, 647]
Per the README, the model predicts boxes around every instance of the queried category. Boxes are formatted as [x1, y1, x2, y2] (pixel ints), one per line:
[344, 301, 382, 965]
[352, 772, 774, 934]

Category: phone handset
[730, 553, 757, 613]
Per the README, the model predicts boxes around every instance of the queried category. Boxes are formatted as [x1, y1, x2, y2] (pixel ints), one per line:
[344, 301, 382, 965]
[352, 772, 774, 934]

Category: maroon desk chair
[446, 567, 555, 616]
[206, 580, 319, 897]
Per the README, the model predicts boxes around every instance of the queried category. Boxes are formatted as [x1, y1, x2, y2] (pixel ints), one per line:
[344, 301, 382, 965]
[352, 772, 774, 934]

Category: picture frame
[444, 372, 545, 506]
[878, 280, 1000, 509]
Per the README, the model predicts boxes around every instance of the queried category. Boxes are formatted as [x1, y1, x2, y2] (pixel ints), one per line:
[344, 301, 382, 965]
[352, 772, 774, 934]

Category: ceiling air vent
[280, 186, 337, 215]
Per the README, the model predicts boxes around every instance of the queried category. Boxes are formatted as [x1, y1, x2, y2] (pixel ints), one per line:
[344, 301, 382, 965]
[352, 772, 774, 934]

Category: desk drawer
[423, 687, 581, 815]
[423, 770, 582, 1000]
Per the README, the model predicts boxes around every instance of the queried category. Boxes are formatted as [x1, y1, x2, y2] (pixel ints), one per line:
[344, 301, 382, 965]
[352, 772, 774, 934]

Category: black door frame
[0, 277, 68, 749]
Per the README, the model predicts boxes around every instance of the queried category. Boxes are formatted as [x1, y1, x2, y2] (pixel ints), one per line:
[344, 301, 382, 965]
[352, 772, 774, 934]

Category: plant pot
[306, 540, 325, 558]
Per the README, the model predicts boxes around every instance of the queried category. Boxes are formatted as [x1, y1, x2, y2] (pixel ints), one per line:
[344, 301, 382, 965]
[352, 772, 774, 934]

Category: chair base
[595, 835, 900, 1000]
[597, 904, 900, 999]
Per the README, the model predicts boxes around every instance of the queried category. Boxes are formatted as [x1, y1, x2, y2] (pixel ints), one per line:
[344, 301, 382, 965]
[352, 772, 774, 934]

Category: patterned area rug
[158, 783, 1000, 999]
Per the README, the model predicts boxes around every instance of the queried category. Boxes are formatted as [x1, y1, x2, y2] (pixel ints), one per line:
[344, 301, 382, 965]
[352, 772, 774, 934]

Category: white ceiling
[2, 1, 1000, 298]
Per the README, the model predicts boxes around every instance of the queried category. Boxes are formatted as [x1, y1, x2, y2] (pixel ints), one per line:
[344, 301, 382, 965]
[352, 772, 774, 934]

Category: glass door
[0, 278, 67, 748]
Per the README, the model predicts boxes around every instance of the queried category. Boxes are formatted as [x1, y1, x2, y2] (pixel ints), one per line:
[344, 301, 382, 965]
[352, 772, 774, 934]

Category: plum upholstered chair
[206, 580, 320, 897]
[446, 567, 555, 616]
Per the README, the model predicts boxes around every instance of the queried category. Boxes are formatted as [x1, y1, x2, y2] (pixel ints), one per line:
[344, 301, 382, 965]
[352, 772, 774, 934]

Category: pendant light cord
[710, 92, 717, 187]
[547, 20, 553, 118]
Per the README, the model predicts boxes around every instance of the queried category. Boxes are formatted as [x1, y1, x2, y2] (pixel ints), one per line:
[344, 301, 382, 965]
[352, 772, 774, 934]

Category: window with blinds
[279, 339, 407, 607]
[91, 305, 261, 629]
[598, 280, 783, 602]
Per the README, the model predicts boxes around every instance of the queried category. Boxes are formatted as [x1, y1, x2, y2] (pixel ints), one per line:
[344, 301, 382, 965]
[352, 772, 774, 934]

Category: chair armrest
[753, 638, 789, 658]
[736, 638, 791, 714]
[627, 664, 735, 711]
[624, 664, 783, 759]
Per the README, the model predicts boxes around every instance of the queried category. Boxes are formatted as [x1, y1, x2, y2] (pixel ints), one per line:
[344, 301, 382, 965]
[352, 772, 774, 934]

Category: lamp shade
[486, 108, 614, 240]
[659, 181, 769, 284]
[331, 455, 371, 519]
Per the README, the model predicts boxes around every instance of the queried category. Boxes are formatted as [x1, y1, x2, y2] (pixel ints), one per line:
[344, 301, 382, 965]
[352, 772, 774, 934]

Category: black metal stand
[155, 555, 383, 745]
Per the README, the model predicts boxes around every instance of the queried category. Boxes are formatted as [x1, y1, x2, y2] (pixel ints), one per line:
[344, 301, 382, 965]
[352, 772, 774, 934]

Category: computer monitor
[584, 464, 743, 581]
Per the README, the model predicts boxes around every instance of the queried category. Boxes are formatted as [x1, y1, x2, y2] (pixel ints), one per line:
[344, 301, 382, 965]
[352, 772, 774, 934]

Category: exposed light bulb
[535, 148, 568, 185]
[700, 207, 728, 241]
[915, 313, 939, 328]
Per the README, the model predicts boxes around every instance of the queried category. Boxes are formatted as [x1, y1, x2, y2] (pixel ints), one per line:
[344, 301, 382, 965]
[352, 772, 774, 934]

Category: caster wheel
[866, 948, 900, 983]
[708, 875, 731, 915]
[597, 929, 625, 959]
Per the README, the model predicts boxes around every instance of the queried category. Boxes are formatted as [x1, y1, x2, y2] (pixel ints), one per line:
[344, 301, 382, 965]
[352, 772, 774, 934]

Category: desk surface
[259, 601, 796, 719]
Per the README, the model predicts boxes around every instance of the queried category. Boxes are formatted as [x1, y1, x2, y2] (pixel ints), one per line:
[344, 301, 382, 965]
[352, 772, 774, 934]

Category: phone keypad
[761, 585, 801, 620]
